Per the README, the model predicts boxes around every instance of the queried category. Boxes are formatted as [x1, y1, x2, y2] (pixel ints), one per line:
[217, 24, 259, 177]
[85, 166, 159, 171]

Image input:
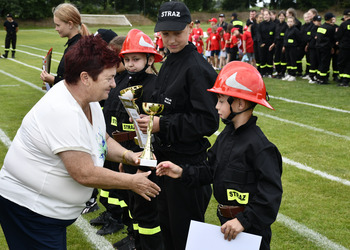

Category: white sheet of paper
[185, 220, 262, 250]
[118, 96, 148, 148]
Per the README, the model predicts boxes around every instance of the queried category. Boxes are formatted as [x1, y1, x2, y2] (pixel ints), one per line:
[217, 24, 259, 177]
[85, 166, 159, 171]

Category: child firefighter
[156, 61, 283, 250]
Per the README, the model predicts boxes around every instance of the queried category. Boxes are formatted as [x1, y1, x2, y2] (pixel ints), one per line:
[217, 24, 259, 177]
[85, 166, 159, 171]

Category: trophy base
[139, 158, 157, 167]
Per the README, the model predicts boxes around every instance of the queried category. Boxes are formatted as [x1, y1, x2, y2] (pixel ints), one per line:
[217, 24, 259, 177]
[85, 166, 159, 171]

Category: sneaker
[302, 75, 311, 80]
[282, 75, 291, 81]
[96, 217, 124, 236]
[287, 76, 296, 81]
[113, 235, 136, 250]
[90, 211, 112, 226]
[309, 79, 317, 84]
[337, 82, 349, 87]
[81, 200, 100, 214]
[0, 54, 7, 59]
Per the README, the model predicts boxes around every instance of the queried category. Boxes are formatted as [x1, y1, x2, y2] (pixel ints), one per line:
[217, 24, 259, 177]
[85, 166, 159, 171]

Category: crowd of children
[187, 8, 350, 86]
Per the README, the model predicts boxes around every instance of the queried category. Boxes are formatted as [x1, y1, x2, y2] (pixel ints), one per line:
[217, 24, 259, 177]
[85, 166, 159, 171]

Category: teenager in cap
[137, 2, 219, 249]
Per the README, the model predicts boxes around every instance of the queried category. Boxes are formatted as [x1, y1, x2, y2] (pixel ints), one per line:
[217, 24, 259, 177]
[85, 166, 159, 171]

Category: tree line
[0, 0, 348, 20]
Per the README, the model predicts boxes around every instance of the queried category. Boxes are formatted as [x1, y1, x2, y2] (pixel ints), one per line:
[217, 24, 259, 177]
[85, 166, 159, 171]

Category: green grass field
[0, 24, 349, 249]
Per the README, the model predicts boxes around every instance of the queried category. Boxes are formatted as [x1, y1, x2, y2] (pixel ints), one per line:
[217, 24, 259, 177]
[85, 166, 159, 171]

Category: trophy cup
[119, 85, 143, 114]
[139, 102, 164, 167]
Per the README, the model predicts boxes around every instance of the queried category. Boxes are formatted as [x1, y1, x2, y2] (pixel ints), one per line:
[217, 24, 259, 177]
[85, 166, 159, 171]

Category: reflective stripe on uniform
[111, 116, 117, 127]
[317, 27, 327, 34]
[340, 73, 350, 79]
[226, 189, 249, 204]
[139, 226, 161, 235]
[100, 189, 109, 198]
[288, 39, 294, 43]
[108, 197, 127, 208]
[122, 123, 135, 131]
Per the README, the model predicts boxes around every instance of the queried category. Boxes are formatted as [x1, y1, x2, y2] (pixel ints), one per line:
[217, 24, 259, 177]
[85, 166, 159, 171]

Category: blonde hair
[53, 3, 90, 36]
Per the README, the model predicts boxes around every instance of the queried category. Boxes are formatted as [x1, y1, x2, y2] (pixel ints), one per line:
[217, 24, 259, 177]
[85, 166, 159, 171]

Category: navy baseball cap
[6, 13, 13, 18]
[95, 29, 118, 43]
[154, 1, 191, 32]
[324, 12, 335, 21]
[343, 9, 350, 16]
[313, 15, 322, 21]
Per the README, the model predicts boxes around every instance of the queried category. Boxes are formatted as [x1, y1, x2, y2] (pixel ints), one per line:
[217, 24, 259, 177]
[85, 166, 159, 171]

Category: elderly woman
[0, 35, 160, 249]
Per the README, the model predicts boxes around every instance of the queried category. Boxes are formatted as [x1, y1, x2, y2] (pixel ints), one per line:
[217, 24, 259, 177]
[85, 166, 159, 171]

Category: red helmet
[208, 61, 274, 110]
[120, 29, 163, 63]
[208, 17, 218, 23]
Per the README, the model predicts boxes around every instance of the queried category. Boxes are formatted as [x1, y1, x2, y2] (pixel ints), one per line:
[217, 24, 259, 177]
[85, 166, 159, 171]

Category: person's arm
[59, 152, 160, 202]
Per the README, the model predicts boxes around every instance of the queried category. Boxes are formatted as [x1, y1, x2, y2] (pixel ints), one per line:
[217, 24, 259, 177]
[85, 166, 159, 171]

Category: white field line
[0, 70, 45, 93]
[270, 95, 350, 114]
[19, 29, 56, 35]
[74, 217, 114, 250]
[0, 85, 20, 87]
[277, 214, 348, 250]
[0, 129, 113, 249]
[255, 111, 350, 141]
[2, 58, 57, 76]
[1, 45, 60, 63]
[283, 157, 350, 186]
[19, 45, 63, 56]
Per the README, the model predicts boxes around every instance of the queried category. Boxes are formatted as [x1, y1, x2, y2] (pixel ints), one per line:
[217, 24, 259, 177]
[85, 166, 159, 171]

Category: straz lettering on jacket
[161, 11, 181, 18]
[227, 189, 249, 204]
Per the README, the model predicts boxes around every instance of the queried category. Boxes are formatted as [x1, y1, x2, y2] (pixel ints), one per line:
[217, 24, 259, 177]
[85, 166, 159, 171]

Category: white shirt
[0, 81, 106, 220]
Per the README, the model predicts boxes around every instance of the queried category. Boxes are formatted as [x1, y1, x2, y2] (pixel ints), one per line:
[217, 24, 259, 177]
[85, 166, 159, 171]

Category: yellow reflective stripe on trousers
[227, 189, 249, 204]
[108, 197, 127, 208]
[133, 223, 139, 231]
[100, 189, 109, 198]
[139, 226, 161, 235]
[340, 73, 350, 78]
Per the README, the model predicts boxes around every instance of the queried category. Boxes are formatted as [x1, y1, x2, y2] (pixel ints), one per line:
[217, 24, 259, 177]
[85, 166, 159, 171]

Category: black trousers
[285, 47, 298, 76]
[309, 48, 319, 79]
[337, 47, 350, 83]
[253, 41, 261, 73]
[123, 165, 164, 250]
[317, 47, 332, 81]
[5, 33, 16, 53]
[259, 43, 274, 75]
[274, 41, 286, 75]
[331, 48, 339, 77]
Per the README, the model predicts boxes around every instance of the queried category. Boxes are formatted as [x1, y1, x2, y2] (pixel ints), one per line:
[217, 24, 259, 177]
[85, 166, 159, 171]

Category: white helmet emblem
[225, 72, 252, 92]
[139, 36, 154, 48]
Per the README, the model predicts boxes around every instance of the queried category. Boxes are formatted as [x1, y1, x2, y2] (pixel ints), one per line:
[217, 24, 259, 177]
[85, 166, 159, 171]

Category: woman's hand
[156, 161, 183, 178]
[131, 171, 161, 201]
[221, 218, 245, 241]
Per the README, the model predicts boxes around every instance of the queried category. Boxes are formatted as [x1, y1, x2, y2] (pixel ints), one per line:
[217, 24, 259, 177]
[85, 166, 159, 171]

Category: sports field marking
[0, 85, 20, 87]
[1, 46, 60, 63]
[283, 157, 350, 186]
[270, 95, 350, 114]
[1, 58, 57, 76]
[255, 111, 350, 141]
[0, 129, 114, 250]
[20, 29, 56, 35]
[277, 214, 348, 250]
[19, 45, 63, 56]
[75, 216, 114, 250]
[0, 70, 45, 93]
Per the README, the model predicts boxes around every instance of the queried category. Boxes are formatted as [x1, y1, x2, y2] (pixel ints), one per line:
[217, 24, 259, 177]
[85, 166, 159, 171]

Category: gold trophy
[139, 102, 164, 167]
[120, 85, 143, 114]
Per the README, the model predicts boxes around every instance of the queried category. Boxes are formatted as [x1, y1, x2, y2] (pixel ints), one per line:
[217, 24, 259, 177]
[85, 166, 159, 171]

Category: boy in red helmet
[156, 61, 283, 250]
[104, 29, 164, 250]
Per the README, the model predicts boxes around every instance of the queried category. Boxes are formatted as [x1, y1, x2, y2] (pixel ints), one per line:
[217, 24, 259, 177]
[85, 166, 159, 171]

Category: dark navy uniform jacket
[181, 116, 283, 231]
[152, 42, 219, 164]
[284, 26, 301, 47]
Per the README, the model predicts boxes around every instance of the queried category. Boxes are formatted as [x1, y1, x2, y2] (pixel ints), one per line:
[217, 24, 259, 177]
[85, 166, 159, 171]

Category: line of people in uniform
[186, 8, 350, 87]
